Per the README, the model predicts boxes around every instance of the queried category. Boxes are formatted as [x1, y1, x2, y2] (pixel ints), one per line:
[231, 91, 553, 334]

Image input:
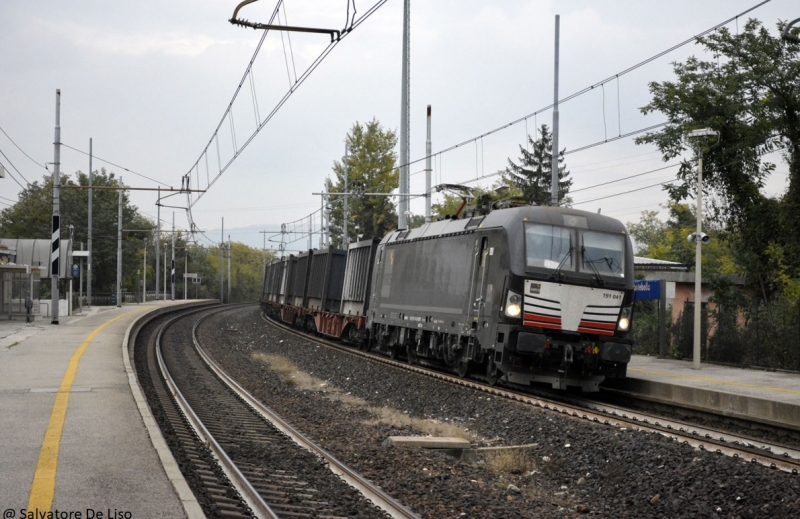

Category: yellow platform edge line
[629, 367, 800, 396]
[26, 310, 136, 513]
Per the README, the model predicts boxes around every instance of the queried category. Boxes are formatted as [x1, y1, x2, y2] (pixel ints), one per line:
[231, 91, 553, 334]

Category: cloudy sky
[0, 0, 794, 252]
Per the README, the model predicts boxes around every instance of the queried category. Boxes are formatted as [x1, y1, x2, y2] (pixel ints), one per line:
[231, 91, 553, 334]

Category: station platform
[0, 301, 207, 519]
[621, 354, 800, 431]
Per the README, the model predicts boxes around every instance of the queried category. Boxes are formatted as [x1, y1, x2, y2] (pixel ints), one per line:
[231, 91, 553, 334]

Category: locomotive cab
[488, 207, 635, 391]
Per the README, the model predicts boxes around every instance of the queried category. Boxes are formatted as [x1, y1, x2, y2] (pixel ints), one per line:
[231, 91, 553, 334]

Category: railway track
[136, 304, 418, 519]
[260, 311, 800, 476]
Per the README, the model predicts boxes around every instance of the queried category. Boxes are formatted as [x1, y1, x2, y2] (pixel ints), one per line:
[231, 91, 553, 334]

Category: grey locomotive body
[262, 205, 635, 391]
[366, 205, 635, 391]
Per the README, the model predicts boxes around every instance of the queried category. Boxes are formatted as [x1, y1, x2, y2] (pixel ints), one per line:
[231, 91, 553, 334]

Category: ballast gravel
[199, 306, 800, 519]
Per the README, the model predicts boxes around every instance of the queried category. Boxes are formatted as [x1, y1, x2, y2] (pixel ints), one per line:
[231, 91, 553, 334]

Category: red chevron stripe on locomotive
[523, 312, 561, 330]
[578, 320, 616, 336]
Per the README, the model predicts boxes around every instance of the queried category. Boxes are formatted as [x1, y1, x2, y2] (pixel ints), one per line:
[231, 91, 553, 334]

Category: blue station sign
[634, 280, 661, 301]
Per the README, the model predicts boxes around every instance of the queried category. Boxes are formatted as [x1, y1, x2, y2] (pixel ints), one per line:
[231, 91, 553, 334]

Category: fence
[634, 297, 800, 372]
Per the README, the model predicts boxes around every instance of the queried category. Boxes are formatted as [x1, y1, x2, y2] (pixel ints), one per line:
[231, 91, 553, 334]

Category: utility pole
[51, 89, 61, 324]
[143, 237, 148, 302]
[319, 197, 324, 248]
[551, 14, 560, 207]
[155, 187, 160, 302]
[227, 234, 232, 304]
[116, 177, 123, 308]
[88, 138, 92, 308]
[425, 105, 432, 223]
[687, 128, 719, 370]
[171, 212, 175, 301]
[398, 0, 411, 229]
[68, 225, 74, 316]
[343, 143, 349, 249]
[261, 230, 267, 281]
[220, 217, 224, 304]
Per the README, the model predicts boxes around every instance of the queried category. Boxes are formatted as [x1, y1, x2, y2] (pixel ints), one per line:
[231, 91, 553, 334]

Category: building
[0, 239, 73, 321]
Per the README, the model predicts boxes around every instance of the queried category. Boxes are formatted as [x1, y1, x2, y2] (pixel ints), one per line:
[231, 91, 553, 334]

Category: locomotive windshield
[525, 223, 626, 278]
[524, 223, 572, 269]
[580, 231, 625, 278]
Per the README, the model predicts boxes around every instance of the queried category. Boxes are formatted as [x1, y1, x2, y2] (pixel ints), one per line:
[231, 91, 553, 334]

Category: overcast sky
[0, 0, 794, 252]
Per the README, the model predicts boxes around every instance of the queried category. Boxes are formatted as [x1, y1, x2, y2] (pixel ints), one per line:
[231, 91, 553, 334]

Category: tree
[325, 119, 398, 247]
[627, 203, 737, 276]
[504, 124, 572, 206]
[635, 19, 800, 297]
[0, 170, 155, 296]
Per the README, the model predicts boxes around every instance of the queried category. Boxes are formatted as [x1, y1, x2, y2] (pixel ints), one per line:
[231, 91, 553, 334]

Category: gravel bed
[167, 309, 388, 518]
[201, 306, 800, 518]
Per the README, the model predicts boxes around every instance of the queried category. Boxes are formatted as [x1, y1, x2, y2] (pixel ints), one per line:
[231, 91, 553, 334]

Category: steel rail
[193, 309, 420, 519]
[260, 311, 800, 475]
[157, 309, 279, 519]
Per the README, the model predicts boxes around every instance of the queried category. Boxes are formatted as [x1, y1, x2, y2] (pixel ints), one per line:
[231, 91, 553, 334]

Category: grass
[251, 352, 477, 441]
[483, 449, 534, 476]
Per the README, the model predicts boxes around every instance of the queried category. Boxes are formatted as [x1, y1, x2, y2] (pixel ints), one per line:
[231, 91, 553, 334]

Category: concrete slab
[625, 354, 800, 430]
[384, 436, 472, 449]
[0, 300, 208, 518]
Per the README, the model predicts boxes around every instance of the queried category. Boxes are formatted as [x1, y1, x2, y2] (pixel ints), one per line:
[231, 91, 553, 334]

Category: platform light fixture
[687, 127, 719, 370]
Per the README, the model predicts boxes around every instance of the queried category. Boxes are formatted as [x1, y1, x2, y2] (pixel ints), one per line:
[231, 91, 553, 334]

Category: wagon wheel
[406, 343, 417, 365]
[486, 357, 503, 386]
[456, 358, 471, 378]
[388, 347, 400, 360]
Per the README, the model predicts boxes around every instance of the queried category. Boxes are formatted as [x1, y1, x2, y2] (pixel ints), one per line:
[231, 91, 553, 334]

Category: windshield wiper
[548, 245, 574, 281]
[581, 247, 606, 287]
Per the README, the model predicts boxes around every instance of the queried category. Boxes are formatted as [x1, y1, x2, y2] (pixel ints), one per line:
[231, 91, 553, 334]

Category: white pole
[87, 138, 92, 308]
[220, 217, 224, 304]
[343, 143, 349, 248]
[171, 212, 175, 301]
[116, 177, 123, 308]
[693, 148, 704, 370]
[551, 15, 560, 207]
[155, 187, 160, 302]
[398, 0, 411, 229]
[227, 234, 232, 304]
[51, 90, 61, 324]
[143, 238, 148, 302]
[425, 105, 432, 223]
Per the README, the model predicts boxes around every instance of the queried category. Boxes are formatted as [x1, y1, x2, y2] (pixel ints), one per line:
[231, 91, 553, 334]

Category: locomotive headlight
[617, 306, 632, 331]
[505, 290, 523, 318]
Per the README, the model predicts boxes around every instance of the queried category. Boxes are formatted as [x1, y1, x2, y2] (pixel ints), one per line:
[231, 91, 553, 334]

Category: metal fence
[634, 298, 800, 372]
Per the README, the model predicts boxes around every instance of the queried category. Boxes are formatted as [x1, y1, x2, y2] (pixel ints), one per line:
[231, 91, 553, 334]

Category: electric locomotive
[262, 205, 635, 392]
[366, 205, 634, 391]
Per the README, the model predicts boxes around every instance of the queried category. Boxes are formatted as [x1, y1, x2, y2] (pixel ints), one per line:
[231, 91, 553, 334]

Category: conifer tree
[504, 124, 571, 206]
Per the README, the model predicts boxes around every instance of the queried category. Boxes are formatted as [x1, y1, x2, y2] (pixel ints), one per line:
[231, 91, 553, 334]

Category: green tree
[627, 203, 738, 276]
[636, 19, 800, 296]
[181, 241, 273, 303]
[0, 170, 154, 296]
[325, 119, 398, 246]
[504, 124, 572, 206]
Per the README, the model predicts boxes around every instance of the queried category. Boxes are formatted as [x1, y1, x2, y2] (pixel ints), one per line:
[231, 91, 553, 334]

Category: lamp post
[143, 237, 148, 302]
[687, 128, 719, 370]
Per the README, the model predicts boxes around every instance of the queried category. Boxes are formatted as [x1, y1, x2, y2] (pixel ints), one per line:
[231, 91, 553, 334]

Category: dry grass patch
[250, 352, 480, 442]
[364, 408, 478, 442]
[251, 353, 319, 390]
[483, 449, 534, 476]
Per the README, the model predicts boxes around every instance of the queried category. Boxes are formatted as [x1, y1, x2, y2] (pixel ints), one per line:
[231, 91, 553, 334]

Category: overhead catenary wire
[184, 0, 390, 215]
[0, 124, 46, 172]
[209, 0, 774, 240]
[0, 156, 30, 189]
[61, 143, 169, 186]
